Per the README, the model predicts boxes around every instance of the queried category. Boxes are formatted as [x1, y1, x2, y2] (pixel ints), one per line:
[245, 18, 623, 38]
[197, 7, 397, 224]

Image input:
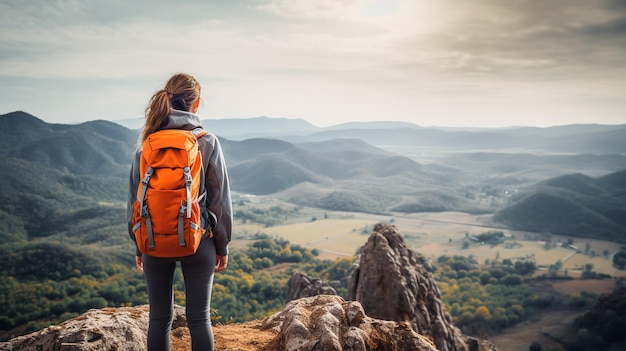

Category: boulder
[0, 305, 185, 351]
[286, 271, 337, 302]
[348, 223, 469, 351]
[261, 294, 439, 351]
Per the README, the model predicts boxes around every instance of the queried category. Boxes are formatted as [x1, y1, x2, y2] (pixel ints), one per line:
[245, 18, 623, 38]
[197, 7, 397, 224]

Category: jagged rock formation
[0, 305, 184, 351]
[286, 271, 337, 302]
[261, 294, 439, 351]
[348, 223, 470, 351]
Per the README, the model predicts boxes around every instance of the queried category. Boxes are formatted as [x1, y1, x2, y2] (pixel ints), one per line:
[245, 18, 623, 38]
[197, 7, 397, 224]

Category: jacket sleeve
[201, 134, 233, 256]
[127, 151, 142, 256]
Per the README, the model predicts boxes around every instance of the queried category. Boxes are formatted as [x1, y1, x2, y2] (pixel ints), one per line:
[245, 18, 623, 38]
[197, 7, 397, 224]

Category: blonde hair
[139, 73, 201, 146]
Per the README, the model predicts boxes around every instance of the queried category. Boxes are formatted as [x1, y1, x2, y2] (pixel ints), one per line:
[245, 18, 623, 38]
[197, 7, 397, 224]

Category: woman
[127, 73, 232, 351]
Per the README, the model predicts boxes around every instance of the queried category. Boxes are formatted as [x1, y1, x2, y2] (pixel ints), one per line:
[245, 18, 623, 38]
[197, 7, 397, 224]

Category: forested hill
[493, 170, 626, 242]
[219, 137, 484, 214]
[0, 113, 133, 245]
[1, 111, 475, 214]
[0, 111, 136, 177]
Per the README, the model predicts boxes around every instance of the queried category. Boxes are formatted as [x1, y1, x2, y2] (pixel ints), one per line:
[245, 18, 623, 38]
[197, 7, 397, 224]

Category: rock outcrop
[0, 304, 276, 351]
[286, 271, 337, 302]
[348, 223, 469, 351]
[261, 294, 438, 351]
[0, 305, 185, 351]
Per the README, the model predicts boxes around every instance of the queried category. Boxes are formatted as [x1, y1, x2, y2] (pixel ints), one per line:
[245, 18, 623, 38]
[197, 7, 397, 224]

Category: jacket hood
[161, 109, 203, 130]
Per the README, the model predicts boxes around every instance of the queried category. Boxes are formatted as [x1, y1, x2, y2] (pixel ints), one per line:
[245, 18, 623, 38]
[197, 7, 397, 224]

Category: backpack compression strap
[183, 166, 192, 218]
[139, 167, 156, 250]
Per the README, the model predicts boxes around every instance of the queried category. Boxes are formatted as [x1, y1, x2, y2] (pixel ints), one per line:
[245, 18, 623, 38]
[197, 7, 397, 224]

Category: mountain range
[114, 115, 626, 155]
[2, 110, 626, 242]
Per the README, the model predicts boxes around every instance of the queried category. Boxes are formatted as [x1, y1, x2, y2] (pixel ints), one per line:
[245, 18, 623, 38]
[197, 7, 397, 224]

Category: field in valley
[232, 196, 626, 280]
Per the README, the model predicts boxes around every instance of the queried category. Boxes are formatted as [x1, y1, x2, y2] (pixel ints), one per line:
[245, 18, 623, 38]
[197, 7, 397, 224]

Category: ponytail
[139, 89, 171, 147]
[138, 73, 201, 147]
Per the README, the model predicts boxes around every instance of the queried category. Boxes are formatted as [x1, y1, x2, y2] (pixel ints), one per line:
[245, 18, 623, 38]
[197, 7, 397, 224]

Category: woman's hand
[215, 255, 228, 273]
[135, 255, 144, 273]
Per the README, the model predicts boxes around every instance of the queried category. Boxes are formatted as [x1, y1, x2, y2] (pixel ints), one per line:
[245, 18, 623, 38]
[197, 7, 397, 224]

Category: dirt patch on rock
[171, 320, 276, 351]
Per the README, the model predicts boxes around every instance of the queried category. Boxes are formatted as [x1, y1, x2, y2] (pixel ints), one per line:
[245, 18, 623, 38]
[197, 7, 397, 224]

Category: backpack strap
[139, 167, 154, 214]
[139, 167, 156, 250]
[178, 204, 186, 247]
[146, 213, 155, 250]
[197, 192, 206, 203]
[183, 166, 192, 218]
[192, 127, 209, 206]
[192, 128, 208, 140]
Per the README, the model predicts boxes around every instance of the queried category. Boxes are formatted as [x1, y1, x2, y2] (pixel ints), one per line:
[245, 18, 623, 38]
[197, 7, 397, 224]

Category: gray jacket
[127, 109, 232, 256]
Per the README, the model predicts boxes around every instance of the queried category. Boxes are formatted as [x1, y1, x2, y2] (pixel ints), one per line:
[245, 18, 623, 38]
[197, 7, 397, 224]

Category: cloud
[418, 0, 626, 78]
[3, 0, 624, 79]
[0, 0, 624, 126]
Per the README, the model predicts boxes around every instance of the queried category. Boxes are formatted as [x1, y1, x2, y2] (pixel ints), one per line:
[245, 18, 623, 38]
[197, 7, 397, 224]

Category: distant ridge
[494, 124, 626, 137]
[72, 112, 626, 136]
[597, 169, 626, 189]
[88, 113, 626, 154]
[203, 116, 318, 137]
[0, 111, 54, 145]
[0, 111, 48, 128]
[0, 111, 136, 177]
[494, 169, 626, 242]
[323, 120, 421, 130]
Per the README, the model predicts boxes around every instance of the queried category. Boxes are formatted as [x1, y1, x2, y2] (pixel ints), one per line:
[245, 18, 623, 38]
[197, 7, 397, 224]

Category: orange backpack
[131, 128, 211, 257]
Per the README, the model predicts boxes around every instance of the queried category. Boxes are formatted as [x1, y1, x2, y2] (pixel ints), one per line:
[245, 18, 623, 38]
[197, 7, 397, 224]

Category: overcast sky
[1, 0, 625, 128]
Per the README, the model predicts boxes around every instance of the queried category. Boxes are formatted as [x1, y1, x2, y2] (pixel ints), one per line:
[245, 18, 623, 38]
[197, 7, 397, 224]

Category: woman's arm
[202, 134, 233, 258]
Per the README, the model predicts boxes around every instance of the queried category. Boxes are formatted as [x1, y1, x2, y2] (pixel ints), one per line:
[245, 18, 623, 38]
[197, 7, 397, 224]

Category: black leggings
[142, 238, 216, 351]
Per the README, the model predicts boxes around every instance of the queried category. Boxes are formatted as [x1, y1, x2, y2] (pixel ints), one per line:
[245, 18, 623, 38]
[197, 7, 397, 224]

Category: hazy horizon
[1, 0, 625, 128]
[6, 109, 626, 131]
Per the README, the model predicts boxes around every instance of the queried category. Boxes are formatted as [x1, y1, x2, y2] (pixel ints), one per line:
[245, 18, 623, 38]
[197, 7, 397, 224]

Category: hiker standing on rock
[127, 73, 232, 351]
